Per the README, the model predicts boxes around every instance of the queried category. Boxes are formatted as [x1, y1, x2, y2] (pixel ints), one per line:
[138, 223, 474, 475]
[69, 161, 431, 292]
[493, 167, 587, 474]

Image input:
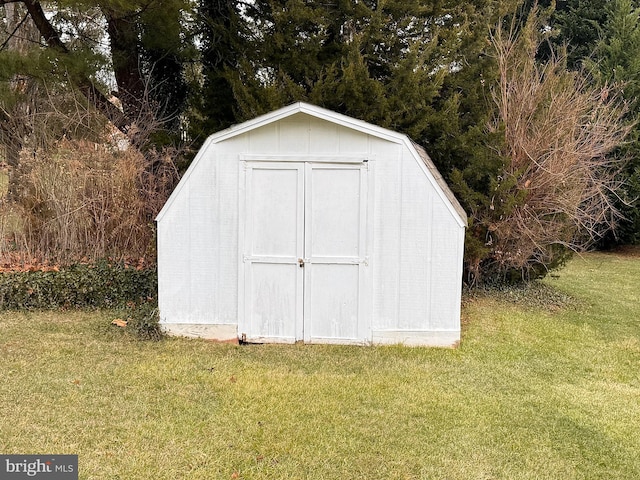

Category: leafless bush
[481, 9, 631, 280]
[0, 138, 178, 265]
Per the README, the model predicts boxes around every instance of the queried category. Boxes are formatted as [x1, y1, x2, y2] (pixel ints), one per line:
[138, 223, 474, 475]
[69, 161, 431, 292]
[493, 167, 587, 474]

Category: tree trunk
[2, 2, 39, 198]
[102, 7, 145, 123]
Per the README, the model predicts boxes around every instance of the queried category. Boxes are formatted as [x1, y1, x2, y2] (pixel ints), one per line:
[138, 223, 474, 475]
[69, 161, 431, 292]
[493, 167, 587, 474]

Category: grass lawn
[1, 251, 639, 479]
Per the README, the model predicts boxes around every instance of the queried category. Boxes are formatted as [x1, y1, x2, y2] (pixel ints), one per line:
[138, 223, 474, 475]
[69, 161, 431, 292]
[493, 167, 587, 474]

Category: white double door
[240, 161, 369, 344]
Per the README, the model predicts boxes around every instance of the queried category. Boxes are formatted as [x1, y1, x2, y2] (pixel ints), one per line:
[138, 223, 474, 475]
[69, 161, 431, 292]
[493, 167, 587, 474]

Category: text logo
[0, 455, 77, 479]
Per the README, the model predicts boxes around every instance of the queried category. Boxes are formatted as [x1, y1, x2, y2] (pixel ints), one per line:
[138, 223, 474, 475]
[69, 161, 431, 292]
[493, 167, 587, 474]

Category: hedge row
[0, 261, 157, 310]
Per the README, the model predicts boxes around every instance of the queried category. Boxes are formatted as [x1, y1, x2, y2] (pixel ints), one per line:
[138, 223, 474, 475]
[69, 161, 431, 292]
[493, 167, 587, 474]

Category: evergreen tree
[548, 0, 610, 69]
[200, 0, 514, 148]
[190, 0, 238, 140]
[585, 0, 640, 244]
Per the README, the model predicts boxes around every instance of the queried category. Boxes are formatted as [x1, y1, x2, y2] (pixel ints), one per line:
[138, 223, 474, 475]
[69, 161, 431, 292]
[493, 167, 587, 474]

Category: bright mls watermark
[0, 455, 77, 479]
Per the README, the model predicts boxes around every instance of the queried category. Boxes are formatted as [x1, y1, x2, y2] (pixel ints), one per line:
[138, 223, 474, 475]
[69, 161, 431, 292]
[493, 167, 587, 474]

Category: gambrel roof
[157, 102, 467, 227]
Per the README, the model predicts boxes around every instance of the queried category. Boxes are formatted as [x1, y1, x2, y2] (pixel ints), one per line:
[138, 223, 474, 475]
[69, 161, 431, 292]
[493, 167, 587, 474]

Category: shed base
[371, 330, 460, 348]
[160, 323, 238, 342]
[160, 324, 460, 347]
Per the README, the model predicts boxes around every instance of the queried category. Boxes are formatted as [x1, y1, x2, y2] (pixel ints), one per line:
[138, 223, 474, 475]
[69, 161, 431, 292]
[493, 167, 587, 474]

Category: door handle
[298, 258, 304, 268]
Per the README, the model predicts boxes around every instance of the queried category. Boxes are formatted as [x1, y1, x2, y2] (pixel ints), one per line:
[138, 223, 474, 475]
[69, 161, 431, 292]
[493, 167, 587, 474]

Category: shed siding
[248, 122, 279, 153]
[309, 117, 339, 153]
[279, 115, 311, 153]
[246, 114, 371, 157]
[369, 141, 464, 335]
[398, 147, 433, 330]
[371, 139, 403, 331]
[338, 125, 370, 154]
[429, 202, 464, 330]
[159, 158, 219, 325]
[158, 188, 190, 322]
[217, 147, 243, 323]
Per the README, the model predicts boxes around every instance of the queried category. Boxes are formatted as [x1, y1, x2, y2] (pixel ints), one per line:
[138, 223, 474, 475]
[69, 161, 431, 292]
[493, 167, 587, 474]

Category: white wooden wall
[157, 109, 464, 345]
[369, 137, 463, 346]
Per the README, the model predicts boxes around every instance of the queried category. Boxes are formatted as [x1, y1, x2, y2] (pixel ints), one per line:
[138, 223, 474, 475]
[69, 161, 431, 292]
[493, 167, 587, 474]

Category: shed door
[241, 161, 369, 344]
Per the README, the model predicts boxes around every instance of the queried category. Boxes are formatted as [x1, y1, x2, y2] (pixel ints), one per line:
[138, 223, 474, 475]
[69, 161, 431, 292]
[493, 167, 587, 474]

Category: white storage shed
[156, 102, 467, 347]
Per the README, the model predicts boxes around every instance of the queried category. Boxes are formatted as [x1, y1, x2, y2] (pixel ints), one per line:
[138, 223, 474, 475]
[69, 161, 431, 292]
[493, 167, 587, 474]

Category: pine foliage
[583, 0, 640, 245]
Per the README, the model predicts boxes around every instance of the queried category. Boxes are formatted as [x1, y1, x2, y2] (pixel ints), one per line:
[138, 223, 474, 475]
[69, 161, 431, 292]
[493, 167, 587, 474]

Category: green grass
[1, 251, 639, 479]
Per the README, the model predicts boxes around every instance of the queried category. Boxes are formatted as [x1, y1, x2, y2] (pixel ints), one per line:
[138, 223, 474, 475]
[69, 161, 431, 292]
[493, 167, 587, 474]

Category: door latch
[298, 258, 305, 268]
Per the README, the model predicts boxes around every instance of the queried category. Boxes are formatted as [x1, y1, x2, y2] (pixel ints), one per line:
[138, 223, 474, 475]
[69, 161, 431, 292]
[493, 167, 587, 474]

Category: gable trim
[239, 154, 370, 164]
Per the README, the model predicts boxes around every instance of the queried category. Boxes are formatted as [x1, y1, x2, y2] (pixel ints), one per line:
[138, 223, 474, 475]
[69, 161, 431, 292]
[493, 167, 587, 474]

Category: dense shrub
[125, 301, 163, 341]
[0, 260, 157, 310]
